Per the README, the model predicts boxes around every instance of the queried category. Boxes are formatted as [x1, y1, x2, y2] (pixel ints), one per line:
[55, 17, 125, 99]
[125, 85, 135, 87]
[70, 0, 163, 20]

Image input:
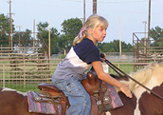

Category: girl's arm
[92, 61, 132, 98]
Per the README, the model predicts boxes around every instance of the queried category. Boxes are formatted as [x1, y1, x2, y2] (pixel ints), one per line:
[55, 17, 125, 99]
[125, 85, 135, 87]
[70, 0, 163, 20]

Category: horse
[107, 61, 163, 115]
[1, 61, 163, 115]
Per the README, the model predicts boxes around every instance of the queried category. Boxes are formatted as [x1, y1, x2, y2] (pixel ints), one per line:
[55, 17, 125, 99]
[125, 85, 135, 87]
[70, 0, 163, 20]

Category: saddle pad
[26, 91, 61, 114]
[105, 82, 124, 109]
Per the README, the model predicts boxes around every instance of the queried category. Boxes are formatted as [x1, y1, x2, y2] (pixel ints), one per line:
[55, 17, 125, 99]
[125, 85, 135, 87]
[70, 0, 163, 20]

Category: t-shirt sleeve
[85, 48, 101, 64]
[73, 38, 101, 64]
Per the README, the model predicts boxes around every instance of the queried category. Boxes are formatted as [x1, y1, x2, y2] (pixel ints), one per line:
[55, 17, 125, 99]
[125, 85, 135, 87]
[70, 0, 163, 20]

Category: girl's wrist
[118, 82, 123, 89]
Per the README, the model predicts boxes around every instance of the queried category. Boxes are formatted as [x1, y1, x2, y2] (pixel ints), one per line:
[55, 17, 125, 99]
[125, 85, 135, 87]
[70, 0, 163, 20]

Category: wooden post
[1, 44, 2, 56]
[8, 0, 13, 51]
[83, 0, 85, 26]
[3, 64, 5, 87]
[48, 20, 51, 60]
[33, 19, 35, 53]
[147, 0, 151, 55]
[119, 17, 122, 56]
[143, 21, 147, 55]
[17, 25, 22, 53]
[23, 60, 26, 88]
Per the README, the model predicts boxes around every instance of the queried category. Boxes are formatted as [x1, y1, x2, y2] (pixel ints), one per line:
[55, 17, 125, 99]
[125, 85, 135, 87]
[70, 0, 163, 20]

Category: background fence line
[0, 58, 161, 92]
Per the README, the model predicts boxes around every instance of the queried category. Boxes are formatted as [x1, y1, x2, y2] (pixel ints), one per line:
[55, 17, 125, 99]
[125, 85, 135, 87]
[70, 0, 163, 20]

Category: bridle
[101, 54, 163, 100]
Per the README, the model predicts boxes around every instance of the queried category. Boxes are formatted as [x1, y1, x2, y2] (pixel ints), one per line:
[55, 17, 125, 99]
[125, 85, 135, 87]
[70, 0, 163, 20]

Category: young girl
[52, 14, 132, 115]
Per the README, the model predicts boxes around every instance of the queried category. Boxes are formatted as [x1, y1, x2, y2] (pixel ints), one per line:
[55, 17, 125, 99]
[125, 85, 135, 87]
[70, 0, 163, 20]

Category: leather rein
[102, 56, 163, 100]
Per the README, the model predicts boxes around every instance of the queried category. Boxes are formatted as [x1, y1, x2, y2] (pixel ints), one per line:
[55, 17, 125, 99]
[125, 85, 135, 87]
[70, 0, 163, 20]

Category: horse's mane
[129, 61, 163, 91]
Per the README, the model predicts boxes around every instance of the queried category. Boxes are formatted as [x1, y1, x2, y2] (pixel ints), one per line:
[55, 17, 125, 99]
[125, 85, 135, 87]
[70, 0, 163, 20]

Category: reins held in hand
[100, 53, 163, 100]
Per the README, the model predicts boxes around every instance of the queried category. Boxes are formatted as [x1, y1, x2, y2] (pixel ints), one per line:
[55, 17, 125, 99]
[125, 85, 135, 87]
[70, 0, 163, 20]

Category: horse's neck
[120, 62, 163, 99]
[129, 76, 161, 99]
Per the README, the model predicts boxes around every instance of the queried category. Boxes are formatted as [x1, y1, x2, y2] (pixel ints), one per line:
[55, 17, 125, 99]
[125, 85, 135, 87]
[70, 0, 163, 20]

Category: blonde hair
[73, 14, 109, 46]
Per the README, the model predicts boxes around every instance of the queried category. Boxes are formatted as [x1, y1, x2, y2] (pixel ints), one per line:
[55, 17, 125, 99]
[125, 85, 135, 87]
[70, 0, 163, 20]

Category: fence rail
[0, 58, 162, 92]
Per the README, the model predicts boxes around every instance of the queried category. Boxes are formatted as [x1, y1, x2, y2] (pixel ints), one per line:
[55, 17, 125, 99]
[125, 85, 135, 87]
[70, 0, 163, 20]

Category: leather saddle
[35, 70, 111, 115]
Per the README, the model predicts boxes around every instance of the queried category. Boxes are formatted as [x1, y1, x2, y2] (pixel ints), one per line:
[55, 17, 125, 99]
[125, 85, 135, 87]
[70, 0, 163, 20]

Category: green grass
[108, 63, 134, 74]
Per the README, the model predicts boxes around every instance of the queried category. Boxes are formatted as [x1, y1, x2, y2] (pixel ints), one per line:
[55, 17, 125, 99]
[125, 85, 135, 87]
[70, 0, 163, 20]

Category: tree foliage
[97, 40, 132, 52]
[150, 26, 163, 47]
[13, 29, 32, 47]
[61, 18, 83, 52]
[37, 22, 60, 54]
[0, 14, 15, 47]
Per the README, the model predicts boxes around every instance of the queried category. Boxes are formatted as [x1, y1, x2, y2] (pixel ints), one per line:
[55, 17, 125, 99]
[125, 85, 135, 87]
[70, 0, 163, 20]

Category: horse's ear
[110, 74, 129, 81]
[110, 74, 120, 79]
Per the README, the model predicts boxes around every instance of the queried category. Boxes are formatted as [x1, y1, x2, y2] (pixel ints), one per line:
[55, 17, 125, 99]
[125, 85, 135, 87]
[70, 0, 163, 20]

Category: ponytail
[73, 27, 87, 46]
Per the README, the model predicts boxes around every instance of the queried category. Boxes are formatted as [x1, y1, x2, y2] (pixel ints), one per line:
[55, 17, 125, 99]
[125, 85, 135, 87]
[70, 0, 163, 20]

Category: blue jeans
[52, 75, 91, 115]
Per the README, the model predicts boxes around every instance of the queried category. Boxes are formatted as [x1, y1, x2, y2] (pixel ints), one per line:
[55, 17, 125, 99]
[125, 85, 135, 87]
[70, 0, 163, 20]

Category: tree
[61, 18, 82, 52]
[50, 27, 60, 54]
[13, 29, 32, 47]
[97, 40, 132, 52]
[121, 42, 132, 52]
[12, 29, 33, 53]
[37, 22, 60, 54]
[0, 14, 15, 47]
[37, 22, 49, 46]
[150, 26, 163, 47]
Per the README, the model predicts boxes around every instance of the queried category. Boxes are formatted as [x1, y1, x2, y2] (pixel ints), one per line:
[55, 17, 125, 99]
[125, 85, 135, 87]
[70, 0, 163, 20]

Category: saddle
[82, 70, 112, 114]
[36, 83, 69, 115]
[32, 70, 112, 115]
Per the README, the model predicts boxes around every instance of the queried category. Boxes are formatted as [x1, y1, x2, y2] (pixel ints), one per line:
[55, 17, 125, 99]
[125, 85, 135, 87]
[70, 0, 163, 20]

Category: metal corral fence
[0, 59, 60, 92]
[0, 58, 161, 92]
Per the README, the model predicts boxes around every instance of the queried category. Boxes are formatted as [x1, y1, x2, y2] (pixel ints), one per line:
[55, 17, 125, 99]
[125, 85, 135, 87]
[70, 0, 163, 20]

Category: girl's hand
[119, 83, 132, 98]
[100, 53, 106, 62]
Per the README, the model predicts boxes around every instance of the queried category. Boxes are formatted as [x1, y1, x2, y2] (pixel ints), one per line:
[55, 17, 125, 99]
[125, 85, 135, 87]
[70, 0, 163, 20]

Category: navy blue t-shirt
[73, 38, 101, 64]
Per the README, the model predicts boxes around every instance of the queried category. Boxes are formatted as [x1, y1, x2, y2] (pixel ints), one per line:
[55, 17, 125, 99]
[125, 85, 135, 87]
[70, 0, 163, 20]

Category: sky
[0, 0, 163, 44]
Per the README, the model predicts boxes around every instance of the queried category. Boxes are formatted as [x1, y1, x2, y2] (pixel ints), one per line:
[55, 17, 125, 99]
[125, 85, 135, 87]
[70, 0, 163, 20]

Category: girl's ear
[87, 28, 93, 34]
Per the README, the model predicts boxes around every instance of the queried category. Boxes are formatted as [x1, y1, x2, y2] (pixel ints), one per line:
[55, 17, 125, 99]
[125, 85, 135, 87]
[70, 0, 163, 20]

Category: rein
[102, 57, 163, 100]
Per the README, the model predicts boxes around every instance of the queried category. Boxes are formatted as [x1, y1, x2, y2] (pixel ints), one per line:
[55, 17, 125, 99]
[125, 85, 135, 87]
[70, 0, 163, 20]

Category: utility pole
[147, 0, 151, 55]
[93, 0, 97, 14]
[8, 0, 14, 51]
[83, 0, 85, 26]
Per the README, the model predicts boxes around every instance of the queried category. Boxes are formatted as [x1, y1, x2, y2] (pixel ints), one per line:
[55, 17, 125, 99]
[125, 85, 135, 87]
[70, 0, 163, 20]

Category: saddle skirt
[105, 82, 124, 109]
[91, 81, 124, 112]
[26, 91, 63, 114]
